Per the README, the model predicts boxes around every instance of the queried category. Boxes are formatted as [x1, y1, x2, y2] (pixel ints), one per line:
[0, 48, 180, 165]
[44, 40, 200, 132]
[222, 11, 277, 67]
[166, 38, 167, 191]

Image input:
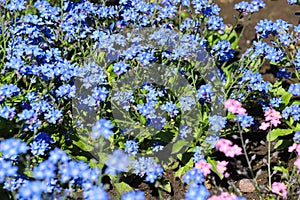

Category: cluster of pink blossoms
[195, 160, 212, 176]
[216, 160, 230, 178]
[194, 160, 229, 177]
[288, 143, 300, 172]
[207, 192, 239, 200]
[224, 99, 246, 115]
[215, 138, 242, 158]
[259, 109, 282, 130]
[272, 182, 287, 199]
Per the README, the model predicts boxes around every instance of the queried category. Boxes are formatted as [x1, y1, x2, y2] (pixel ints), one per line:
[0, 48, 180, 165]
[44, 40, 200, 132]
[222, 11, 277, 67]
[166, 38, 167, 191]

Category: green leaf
[273, 166, 289, 179]
[207, 157, 224, 180]
[266, 128, 293, 142]
[158, 179, 172, 193]
[180, 11, 189, 18]
[73, 139, 94, 152]
[23, 168, 33, 178]
[75, 155, 88, 162]
[115, 182, 133, 198]
[226, 113, 236, 119]
[174, 158, 193, 178]
[228, 30, 239, 50]
[281, 92, 292, 105]
[274, 139, 283, 149]
[172, 140, 189, 154]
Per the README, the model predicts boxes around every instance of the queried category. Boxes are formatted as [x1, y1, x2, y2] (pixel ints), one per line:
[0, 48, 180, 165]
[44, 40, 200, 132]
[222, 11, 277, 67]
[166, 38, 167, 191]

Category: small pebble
[204, 180, 212, 190]
[238, 178, 256, 193]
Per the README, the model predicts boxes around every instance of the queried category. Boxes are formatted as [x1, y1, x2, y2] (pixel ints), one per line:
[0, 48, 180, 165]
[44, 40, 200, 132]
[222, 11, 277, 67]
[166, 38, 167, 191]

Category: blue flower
[137, 101, 156, 119]
[183, 168, 204, 184]
[270, 98, 283, 108]
[179, 124, 192, 139]
[294, 24, 300, 38]
[255, 19, 276, 38]
[122, 190, 145, 200]
[288, 0, 298, 5]
[211, 40, 234, 62]
[105, 150, 130, 175]
[113, 61, 130, 75]
[206, 16, 225, 32]
[0, 84, 20, 102]
[90, 87, 110, 106]
[44, 109, 62, 124]
[136, 51, 155, 66]
[236, 114, 254, 128]
[288, 83, 300, 96]
[3, 176, 27, 192]
[250, 0, 266, 12]
[148, 116, 166, 130]
[282, 104, 300, 121]
[160, 101, 179, 117]
[179, 96, 196, 111]
[125, 140, 139, 155]
[276, 68, 291, 79]
[17, 181, 48, 200]
[209, 115, 227, 132]
[6, 0, 26, 11]
[55, 84, 76, 99]
[293, 131, 300, 143]
[0, 159, 18, 183]
[152, 140, 164, 152]
[196, 84, 214, 102]
[294, 48, 300, 70]
[132, 157, 164, 183]
[185, 183, 210, 200]
[204, 134, 220, 148]
[278, 33, 294, 46]
[30, 140, 49, 156]
[48, 148, 70, 164]
[33, 160, 56, 181]
[83, 185, 109, 200]
[193, 146, 204, 162]
[234, 1, 251, 13]
[91, 119, 114, 140]
[112, 91, 135, 111]
[0, 105, 16, 120]
[0, 138, 28, 160]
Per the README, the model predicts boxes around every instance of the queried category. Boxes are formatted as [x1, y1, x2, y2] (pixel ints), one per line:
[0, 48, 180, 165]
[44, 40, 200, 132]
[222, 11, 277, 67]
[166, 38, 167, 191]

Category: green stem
[238, 122, 254, 178]
[267, 125, 272, 189]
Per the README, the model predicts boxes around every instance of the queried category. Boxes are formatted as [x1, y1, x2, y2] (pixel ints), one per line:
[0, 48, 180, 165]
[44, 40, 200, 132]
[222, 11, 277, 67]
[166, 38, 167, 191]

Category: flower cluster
[234, 0, 266, 14]
[259, 109, 282, 130]
[208, 192, 246, 200]
[225, 99, 254, 128]
[216, 138, 243, 158]
[194, 160, 212, 176]
[271, 182, 287, 200]
[132, 157, 164, 183]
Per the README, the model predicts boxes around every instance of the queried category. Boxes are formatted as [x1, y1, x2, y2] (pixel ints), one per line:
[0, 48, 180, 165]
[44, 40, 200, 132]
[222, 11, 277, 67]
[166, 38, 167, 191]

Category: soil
[106, 1, 300, 200]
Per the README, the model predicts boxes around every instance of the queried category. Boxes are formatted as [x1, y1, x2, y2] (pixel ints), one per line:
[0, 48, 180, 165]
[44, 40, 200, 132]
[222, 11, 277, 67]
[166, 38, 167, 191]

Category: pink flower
[260, 109, 282, 130]
[288, 143, 297, 152]
[195, 160, 212, 176]
[272, 182, 287, 199]
[288, 143, 300, 155]
[216, 138, 243, 158]
[224, 144, 242, 157]
[294, 158, 300, 172]
[224, 172, 230, 178]
[224, 99, 246, 115]
[259, 122, 270, 130]
[216, 138, 232, 151]
[216, 160, 229, 174]
[207, 192, 237, 200]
